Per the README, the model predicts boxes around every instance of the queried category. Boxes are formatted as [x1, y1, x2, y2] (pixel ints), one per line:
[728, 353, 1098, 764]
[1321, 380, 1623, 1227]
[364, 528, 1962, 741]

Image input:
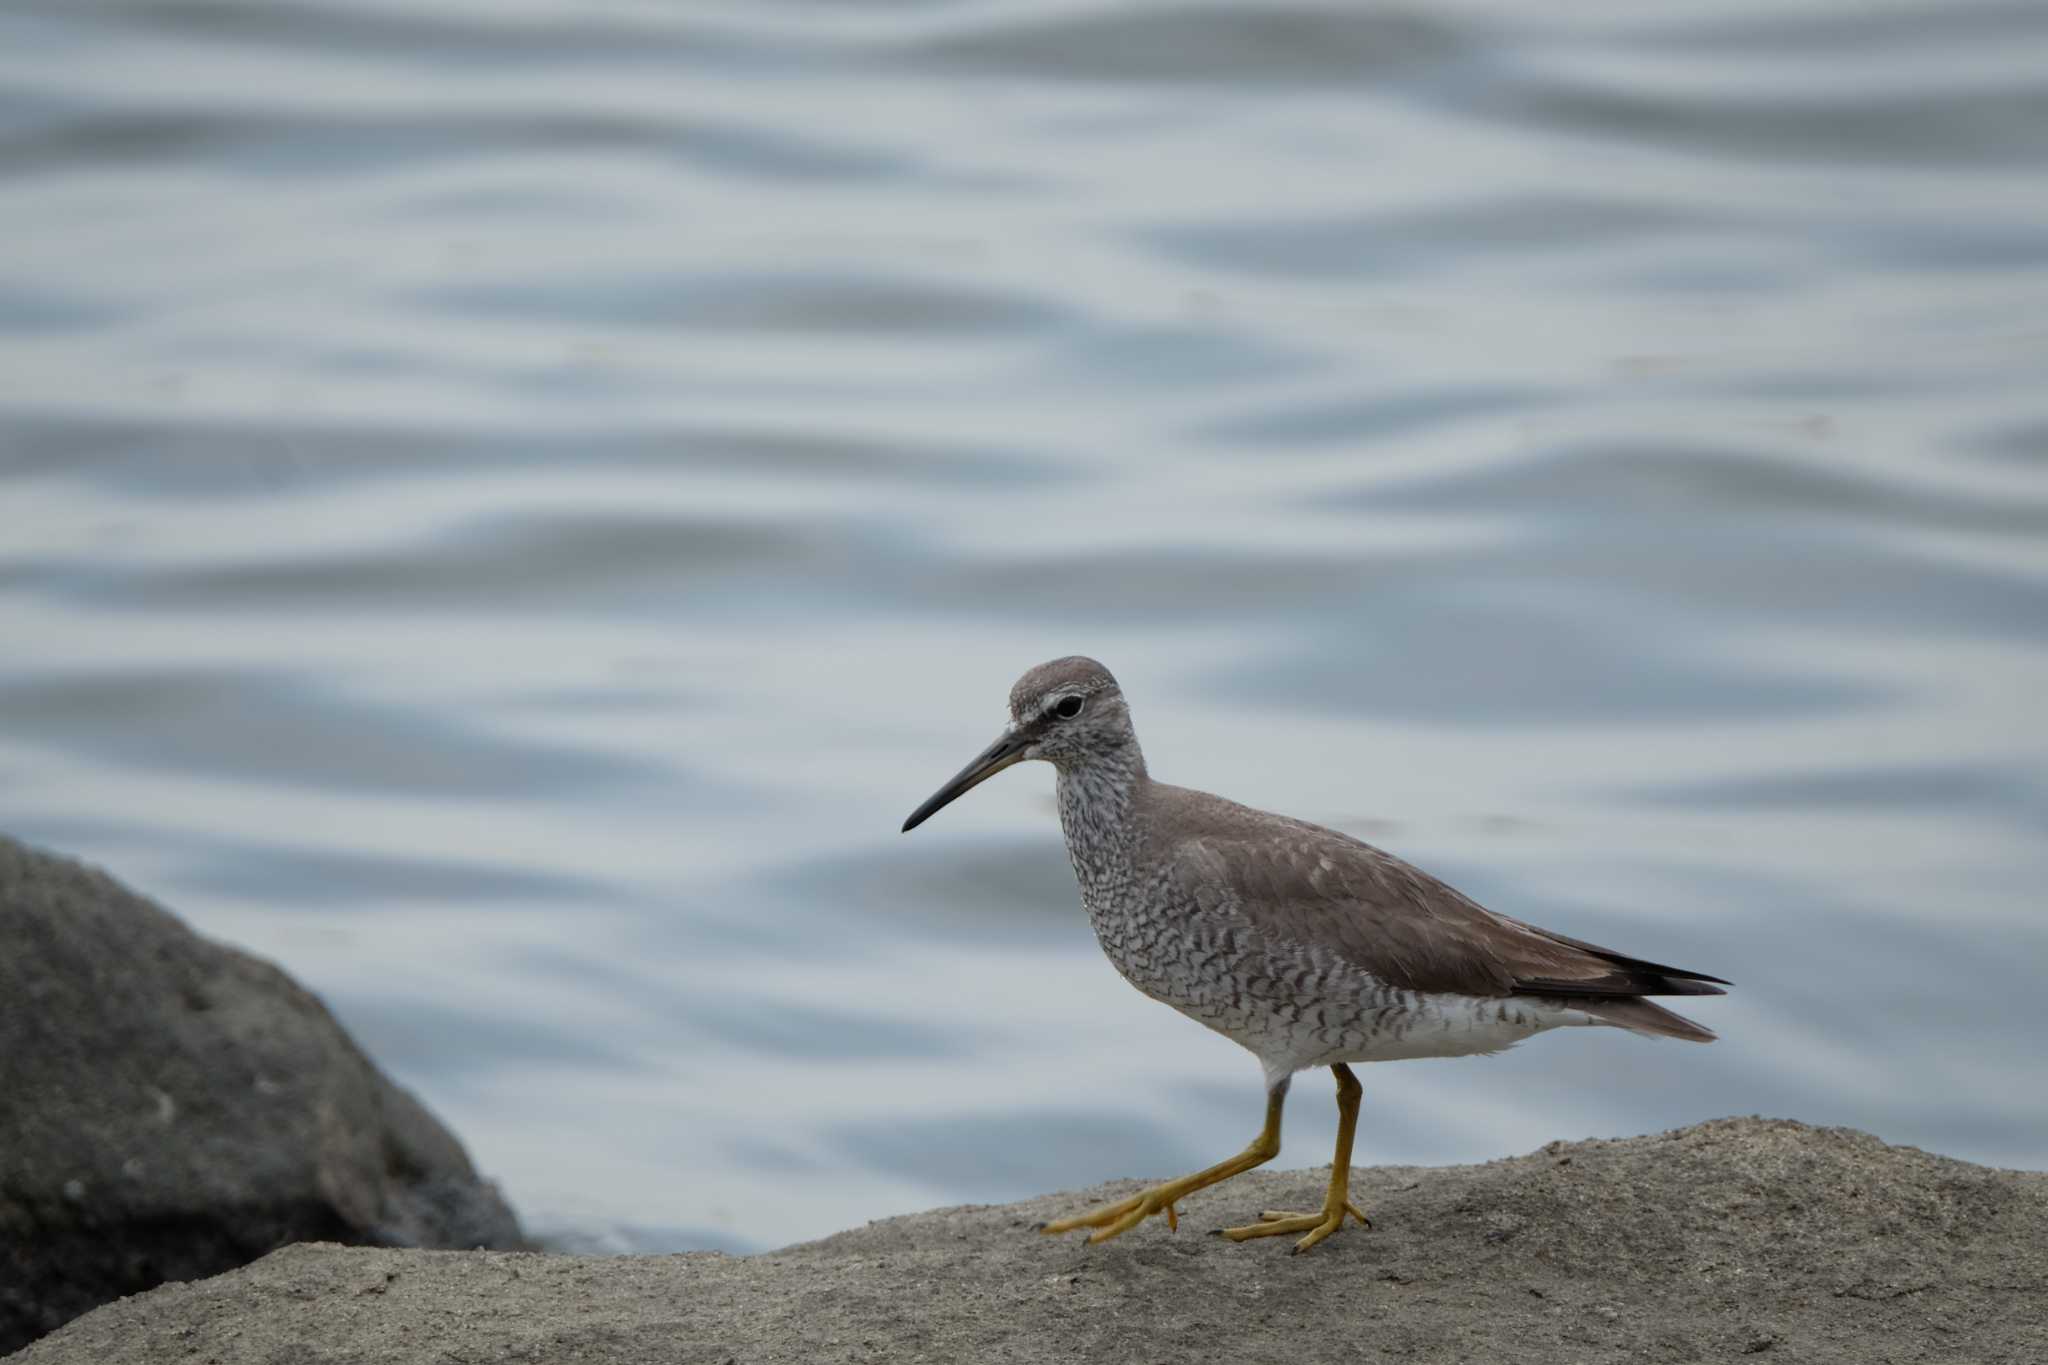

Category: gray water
[4, 0, 2046, 1254]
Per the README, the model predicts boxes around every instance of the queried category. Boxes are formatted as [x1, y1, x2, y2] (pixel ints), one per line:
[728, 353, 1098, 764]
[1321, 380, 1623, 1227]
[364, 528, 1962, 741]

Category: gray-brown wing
[1166, 826, 1726, 1001]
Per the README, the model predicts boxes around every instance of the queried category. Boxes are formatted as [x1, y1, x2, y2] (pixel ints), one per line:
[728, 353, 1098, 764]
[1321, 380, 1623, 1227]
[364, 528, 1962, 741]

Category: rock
[0, 835, 524, 1355]
[17, 1118, 2046, 1364]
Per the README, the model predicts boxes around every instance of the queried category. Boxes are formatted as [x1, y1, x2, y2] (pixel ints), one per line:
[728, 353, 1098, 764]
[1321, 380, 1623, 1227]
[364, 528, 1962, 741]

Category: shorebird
[901, 656, 1727, 1253]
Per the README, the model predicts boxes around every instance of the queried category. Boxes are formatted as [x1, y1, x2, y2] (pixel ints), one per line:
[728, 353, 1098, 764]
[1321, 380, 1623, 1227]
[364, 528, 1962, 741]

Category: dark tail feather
[1505, 917, 1731, 998]
[1575, 997, 1718, 1043]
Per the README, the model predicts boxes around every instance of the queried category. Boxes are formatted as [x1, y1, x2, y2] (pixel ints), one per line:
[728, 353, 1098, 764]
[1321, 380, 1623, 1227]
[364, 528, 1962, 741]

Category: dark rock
[0, 835, 523, 1354]
[16, 1117, 2047, 1364]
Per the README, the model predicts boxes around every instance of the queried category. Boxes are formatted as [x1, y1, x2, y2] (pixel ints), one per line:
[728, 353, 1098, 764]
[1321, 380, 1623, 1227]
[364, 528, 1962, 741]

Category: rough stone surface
[0, 834, 524, 1355]
[18, 1118, 2045, 1364]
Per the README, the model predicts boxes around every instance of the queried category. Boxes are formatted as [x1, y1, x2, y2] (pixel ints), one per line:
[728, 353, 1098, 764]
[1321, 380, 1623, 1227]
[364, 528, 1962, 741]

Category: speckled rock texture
[18, 1118, 2044, 1364]
[0, 835, 524, 1355]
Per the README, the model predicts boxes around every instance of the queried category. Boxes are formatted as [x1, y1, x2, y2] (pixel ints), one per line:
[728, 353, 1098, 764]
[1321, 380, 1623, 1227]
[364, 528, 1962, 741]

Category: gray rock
[16, 1118, 2046, 1364]
[0, 835, 524, 1355]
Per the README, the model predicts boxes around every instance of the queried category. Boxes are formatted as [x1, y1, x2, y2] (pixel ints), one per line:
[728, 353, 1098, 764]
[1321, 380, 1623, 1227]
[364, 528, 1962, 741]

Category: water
[4, 0, 2046, 1253]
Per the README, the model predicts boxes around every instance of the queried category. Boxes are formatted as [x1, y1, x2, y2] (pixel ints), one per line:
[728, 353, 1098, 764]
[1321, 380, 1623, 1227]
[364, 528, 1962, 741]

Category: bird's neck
[1054, 746, 1147, 891]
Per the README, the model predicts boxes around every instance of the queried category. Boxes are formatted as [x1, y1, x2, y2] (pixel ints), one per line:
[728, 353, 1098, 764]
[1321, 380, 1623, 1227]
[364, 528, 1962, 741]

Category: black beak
[901, 729, 1030, 832]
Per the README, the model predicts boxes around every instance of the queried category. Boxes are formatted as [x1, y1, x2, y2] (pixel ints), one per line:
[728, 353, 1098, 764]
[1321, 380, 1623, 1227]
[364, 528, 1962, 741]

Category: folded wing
[1166, 822, 1728, 1005]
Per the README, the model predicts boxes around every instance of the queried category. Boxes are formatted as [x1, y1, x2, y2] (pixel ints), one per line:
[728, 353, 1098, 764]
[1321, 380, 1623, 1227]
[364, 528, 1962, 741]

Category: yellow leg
[1040, 1083, 1287, 1244]
[1221, 1064, 1369, 1253]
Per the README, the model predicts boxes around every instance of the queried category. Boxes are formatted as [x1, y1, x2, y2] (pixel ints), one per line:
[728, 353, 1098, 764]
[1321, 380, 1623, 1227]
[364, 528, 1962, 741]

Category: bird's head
[901, 656, 1135, 832]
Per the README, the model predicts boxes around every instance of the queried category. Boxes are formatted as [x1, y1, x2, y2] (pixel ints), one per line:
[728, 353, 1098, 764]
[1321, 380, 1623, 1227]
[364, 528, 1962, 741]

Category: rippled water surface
[5, 0, 2047, 1251]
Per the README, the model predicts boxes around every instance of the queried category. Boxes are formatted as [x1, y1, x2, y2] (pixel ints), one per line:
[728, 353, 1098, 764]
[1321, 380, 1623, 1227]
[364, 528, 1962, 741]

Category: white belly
[1276, 992, 1596, 1074]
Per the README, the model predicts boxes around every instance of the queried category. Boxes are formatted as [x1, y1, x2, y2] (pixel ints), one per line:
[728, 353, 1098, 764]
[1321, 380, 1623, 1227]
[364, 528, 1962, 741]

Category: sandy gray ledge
[18, 1118, 2047, 1365]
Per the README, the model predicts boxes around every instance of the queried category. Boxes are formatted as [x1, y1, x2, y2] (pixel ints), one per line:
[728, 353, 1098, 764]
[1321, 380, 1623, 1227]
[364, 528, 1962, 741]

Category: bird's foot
[1040, 1187, 1185, 1243]
[1218, 1201, 1369, 1254]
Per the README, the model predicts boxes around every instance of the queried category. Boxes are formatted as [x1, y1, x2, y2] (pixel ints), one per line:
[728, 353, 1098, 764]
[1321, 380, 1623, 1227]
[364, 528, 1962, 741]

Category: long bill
[901, 729, 1030, 832]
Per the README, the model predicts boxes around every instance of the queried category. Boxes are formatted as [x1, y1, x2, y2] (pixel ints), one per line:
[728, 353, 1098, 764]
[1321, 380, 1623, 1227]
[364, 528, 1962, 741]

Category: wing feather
[1164, 815, 1727, 1003]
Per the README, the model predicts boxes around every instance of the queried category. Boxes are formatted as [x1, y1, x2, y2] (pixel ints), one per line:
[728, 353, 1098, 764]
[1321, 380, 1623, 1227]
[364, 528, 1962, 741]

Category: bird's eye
[1053, 695, 1084, 719]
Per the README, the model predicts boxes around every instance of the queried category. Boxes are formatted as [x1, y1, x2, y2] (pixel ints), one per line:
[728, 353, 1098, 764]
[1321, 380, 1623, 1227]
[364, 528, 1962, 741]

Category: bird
[901, 656, 1728, 1254]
